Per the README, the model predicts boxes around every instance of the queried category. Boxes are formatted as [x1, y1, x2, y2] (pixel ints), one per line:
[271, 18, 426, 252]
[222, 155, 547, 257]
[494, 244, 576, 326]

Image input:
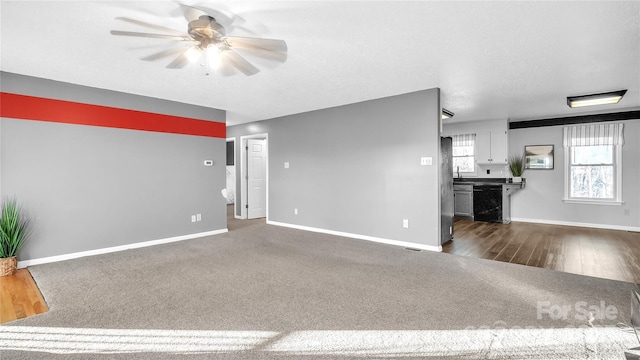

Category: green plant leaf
[508, 154, 525, 177]
[0, 198, 31, 258]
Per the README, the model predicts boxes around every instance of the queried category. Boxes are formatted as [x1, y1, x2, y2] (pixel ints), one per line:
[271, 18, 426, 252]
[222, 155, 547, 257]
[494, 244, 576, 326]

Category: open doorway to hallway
[226, 135, 268, 231]
[225, 138, 237, 218]
[239, 134, 268, 220]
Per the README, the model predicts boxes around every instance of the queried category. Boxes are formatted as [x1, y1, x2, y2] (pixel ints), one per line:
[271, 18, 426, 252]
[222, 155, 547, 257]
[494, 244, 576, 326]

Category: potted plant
[508, 154, 525, 183]
[0, 198, 31, 276]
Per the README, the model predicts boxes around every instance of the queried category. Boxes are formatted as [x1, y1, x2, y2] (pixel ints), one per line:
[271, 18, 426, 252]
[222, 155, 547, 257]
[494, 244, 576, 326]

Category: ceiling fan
[111, 4, 287, 76]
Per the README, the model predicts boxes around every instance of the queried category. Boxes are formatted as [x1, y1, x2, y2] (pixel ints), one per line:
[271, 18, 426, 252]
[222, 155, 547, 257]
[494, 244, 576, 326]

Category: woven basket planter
[0, 256, 17, 277]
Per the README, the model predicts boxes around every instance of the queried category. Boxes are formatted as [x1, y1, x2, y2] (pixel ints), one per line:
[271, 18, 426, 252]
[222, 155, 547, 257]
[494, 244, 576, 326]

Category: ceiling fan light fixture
[567, 90, 627, 108]
[184, 46, 202, 63]
[205, 45, 222, 68]
[111, 6, 287, 76]
[442, 108, 454, 120]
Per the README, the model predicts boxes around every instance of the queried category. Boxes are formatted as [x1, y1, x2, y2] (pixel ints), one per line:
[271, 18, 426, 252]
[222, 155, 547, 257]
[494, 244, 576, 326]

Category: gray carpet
[1, 217, 638, 359]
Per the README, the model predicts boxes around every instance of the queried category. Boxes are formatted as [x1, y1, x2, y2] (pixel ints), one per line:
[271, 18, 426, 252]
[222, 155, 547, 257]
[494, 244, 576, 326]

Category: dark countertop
[454, 177, 525, 188]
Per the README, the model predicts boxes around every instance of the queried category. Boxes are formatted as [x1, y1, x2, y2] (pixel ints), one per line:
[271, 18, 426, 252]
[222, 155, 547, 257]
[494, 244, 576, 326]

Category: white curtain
[563, 123, 624, 147]
[452, 134, 476, 147]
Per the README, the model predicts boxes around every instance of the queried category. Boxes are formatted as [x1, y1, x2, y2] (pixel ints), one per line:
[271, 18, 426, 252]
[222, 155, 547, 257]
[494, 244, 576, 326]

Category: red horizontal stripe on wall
[0, 92, 226, 138]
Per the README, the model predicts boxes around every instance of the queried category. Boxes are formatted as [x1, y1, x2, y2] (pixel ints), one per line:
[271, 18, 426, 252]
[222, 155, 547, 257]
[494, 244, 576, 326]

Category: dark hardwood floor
[443, 219, 640, 284]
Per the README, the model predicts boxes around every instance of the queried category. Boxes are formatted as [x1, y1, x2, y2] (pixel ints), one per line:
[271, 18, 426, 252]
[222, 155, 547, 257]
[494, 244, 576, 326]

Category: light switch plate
[420, 157, 432, 166]
[284, 162, 290, 169]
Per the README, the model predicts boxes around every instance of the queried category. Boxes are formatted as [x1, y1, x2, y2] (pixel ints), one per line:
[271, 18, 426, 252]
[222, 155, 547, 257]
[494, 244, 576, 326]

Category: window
[563, 123, 623, 204]
[452, 134, 476, 175]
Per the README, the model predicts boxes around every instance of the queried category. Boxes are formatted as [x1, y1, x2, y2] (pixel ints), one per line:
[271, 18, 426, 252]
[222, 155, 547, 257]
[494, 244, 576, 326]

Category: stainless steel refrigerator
[441, 137, 454, 244]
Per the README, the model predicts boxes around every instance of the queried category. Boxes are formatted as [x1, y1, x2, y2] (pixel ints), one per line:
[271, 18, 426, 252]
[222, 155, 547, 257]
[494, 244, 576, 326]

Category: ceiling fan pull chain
[202, 47, 211, 76]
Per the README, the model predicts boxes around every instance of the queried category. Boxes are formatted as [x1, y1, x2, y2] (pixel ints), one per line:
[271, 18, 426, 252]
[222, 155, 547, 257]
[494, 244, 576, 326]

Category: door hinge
[246, 204, 249, 209]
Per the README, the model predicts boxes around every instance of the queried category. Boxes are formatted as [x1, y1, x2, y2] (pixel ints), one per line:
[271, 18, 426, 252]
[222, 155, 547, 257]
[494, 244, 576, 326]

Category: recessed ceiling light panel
[442, 108, 454, 120]
[567, 90, 627, 108]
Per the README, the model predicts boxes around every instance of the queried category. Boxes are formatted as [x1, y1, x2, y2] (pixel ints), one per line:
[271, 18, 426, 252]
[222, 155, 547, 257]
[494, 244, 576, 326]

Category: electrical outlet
[196, 213, 202, 221]
[191, 215, 196, 223]
[403, 219, 409, 228]
[294, 208, 298, 215]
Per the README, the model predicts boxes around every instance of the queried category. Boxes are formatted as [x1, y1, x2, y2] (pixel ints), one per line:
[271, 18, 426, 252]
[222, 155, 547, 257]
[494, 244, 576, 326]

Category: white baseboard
[511, 218, 640, 232]
[17, 229, 229, 268]
[267, 220, 442, 252]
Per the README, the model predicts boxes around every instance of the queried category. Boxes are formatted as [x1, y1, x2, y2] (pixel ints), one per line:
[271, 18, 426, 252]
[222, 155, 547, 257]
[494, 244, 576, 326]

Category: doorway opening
[240, 133, 268, 220]
[225, 138, 237, 218]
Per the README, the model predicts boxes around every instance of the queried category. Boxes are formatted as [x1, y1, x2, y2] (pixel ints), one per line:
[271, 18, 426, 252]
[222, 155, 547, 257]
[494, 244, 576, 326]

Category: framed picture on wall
[525, 145, 554, 169]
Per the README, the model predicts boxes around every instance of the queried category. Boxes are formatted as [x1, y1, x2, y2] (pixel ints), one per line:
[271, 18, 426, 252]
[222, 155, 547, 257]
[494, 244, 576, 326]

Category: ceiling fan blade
[172, 2, 254, 33]
[115, 17, 186, 36]
[178, 3, 208, 22]
[217, 59, 237, 77]
[221, 50, 259, 76]
[194, 5, 246, 27]
[167, 48, 192, 69]
[226, 36, 287, 53]
[235, 47, 287, 63]
[141, 47, 188, 61]
[111, 30, 190, 40]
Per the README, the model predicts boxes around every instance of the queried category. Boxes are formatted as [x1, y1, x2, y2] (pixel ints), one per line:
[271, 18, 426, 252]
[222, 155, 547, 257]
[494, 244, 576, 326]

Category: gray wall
[228, 89, 442, 248]
[509, 119, 640, 229]
[1, 72, 227, 261]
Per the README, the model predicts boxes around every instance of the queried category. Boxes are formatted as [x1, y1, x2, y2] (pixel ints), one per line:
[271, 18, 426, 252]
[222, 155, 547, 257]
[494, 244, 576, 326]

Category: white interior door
[247, 139, 266, 219]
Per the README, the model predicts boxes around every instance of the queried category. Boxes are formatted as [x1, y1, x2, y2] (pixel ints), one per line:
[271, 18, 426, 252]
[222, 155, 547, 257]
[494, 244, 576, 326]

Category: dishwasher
[473, 185, 503, 223]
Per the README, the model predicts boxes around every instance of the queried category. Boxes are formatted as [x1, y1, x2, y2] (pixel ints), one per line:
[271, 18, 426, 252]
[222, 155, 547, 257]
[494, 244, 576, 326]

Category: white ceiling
[1, 1, 639, 126]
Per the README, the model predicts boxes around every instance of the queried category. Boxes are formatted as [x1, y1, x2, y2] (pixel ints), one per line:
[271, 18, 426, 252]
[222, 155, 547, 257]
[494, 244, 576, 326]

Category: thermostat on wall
[203, 160, 214, 166]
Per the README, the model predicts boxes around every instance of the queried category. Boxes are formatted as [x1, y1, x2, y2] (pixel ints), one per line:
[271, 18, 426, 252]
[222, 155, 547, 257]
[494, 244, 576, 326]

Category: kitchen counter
[453, 178, 524, 223]
[454, 177, 526, 189]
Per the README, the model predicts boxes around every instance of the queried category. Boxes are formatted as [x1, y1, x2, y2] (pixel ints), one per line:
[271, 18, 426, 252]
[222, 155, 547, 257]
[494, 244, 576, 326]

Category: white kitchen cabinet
[476, 130, 507, 164]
